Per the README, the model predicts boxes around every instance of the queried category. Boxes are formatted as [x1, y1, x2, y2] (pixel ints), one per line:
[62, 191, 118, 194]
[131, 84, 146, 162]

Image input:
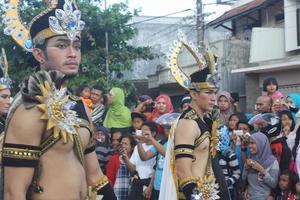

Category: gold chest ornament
[35, 81, 82, 143]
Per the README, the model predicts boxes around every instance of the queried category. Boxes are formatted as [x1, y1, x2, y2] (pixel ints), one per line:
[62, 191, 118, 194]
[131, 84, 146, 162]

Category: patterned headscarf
[250, 132, 276, 169]
[218, 126, 231, 155]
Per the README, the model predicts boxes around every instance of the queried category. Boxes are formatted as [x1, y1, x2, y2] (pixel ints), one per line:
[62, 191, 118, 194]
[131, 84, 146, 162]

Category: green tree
[0, 0, 156, 106]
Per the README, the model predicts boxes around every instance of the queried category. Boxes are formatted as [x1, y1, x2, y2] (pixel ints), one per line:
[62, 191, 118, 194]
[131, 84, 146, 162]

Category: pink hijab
[150, 94, 174, 121]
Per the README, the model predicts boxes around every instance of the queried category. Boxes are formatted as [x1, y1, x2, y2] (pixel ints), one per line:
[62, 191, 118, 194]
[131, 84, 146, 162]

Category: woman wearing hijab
[242, 132, 280, 200]
[286, 93, 300, 124]
[104, 87, 132, 130]
[149, 94, 174, 122]
[218, 91, 235, 124]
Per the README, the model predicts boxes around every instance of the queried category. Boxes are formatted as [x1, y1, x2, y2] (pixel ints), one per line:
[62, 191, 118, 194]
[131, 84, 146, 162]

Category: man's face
[256, 97, 271, 113]
[191, 89, 217, 113]
[0, 89, 11, 115]
[91, 89, 103, 104]
[38, 35, 81, 76]
[111, 131, 122, 152]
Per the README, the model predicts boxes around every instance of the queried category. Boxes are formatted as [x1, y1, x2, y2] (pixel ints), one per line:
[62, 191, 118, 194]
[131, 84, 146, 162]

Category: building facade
[208, 0, 300, 112]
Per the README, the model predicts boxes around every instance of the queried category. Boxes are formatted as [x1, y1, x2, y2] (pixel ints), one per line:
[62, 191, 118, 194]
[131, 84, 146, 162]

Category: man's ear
[190, 90, 198, 99]
[32, 48, 46, 64]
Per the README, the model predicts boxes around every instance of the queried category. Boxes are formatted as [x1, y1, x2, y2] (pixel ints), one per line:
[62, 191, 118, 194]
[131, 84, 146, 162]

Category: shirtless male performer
[174, 66, 230, 200]
[1, 0, 116, 199]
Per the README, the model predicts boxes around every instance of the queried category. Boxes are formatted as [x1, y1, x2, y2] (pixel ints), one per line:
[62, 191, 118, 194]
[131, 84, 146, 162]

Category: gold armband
[174, 144, 195, 160]
[91, 175, 109, 192]
[179, 176, 197, 190]
[2, 143, 41, 167]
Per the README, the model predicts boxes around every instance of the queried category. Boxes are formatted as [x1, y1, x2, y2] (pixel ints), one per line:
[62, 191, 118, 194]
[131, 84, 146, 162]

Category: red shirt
[106, 153, 121, 186]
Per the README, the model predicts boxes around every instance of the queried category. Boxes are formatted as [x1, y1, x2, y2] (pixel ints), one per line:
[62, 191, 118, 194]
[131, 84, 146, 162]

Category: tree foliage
[0, 0, 155, 106]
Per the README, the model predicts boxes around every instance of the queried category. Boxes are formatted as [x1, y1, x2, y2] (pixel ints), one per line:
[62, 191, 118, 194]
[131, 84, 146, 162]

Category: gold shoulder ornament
[35, 80, 81, 143]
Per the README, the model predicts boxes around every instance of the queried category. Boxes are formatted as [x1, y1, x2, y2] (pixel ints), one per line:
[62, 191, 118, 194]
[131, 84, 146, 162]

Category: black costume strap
[174, 144, 195, 160]
[179, 176, 197, 200]
[97, 182, 117, 200]
[2, 143, 41, 167]
[84, 143, 95, 154]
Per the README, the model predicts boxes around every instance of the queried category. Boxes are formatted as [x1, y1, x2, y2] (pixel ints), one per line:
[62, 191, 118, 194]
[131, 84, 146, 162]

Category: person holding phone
[113, 135, 136, 200]
[124, 122, 157, 200]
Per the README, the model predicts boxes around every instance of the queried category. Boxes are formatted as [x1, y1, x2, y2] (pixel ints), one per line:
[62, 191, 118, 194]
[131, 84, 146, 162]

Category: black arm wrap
[181, 182, 197, 200]
[2, 143, 41, 167]
[97, 183, 117, 200]
[84, 144, 95, 154]
[174, 144, 195, 160]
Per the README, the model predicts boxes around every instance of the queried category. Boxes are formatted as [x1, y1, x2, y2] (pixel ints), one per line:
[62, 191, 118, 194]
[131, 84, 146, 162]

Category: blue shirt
[150, 141, 168, 191]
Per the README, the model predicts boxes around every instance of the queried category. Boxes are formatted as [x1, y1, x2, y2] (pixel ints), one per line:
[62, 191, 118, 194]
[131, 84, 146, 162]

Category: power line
[127, 9, 193, 26]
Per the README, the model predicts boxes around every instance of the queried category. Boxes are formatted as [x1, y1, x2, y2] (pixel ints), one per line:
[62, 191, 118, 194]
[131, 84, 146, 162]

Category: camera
[135, 130, 142, 136]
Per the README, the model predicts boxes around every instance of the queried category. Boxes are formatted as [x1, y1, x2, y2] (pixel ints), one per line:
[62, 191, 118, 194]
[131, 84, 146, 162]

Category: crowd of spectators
[74, 76, 300, 200]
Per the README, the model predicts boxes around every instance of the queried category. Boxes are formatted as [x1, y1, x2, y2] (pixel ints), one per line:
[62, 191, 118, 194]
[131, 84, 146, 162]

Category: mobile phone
[231, 92, 239, 102]
[136, 130, 142, 136]
[233, 130, 243, 136]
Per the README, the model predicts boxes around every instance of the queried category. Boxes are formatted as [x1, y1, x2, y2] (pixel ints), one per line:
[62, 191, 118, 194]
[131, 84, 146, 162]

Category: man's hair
[142, 121, 157, 133]
[92, 85, 104, 92]
[111, 127, 130, 135]
[263, 77, 278, 92]
[120, 134, 136, 148]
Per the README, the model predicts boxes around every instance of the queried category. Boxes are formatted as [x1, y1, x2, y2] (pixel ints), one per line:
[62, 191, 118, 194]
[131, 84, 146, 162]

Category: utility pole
[105, 0, 109, 77]
[196, 0, 204, 47]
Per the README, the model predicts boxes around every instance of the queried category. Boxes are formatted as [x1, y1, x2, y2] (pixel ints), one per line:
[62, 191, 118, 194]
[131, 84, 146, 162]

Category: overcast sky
[104, 0, 231, 21]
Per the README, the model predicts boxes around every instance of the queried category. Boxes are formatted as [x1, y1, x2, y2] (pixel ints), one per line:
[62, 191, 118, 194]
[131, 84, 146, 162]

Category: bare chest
[41, 126, 91, 153]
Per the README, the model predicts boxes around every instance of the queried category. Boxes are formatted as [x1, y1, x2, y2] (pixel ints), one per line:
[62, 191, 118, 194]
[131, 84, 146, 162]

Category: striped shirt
[95, 141, 114, 174]
[218, 149, 241, 189]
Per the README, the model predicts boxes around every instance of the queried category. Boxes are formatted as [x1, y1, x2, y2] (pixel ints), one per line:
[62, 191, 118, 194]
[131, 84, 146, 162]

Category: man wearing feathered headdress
[159, 32, 231, 200]
[1, 0, 116, 199]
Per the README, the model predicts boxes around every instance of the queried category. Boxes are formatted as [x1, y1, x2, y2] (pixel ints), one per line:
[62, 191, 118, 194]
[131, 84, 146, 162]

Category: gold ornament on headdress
[166, 30, 207, 90]
[2, 0, 55, 52]
[3, 0, 84, 51]
[35, 81, 81, 143]
[166, 30, 219, 90]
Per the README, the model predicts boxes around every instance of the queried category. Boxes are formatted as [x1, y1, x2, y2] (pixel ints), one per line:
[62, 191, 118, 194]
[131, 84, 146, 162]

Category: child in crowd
[131, 112, 147, 135]
[269, 170, 298, 200]
[263, 77, 281, 97]
[78, 83, 92, 108]
[295, 180, 300, 199]
[218, 126, 241, 199]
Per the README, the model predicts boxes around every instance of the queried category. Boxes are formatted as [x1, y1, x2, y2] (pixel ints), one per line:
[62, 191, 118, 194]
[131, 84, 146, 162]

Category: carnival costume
[159, 31, 230, 200]
[1, 0, 114, 199]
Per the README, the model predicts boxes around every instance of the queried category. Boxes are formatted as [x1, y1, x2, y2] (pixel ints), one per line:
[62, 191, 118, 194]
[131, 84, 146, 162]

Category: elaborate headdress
[166, 31, 219, 91]
[3, 0, 85, 52]
[0, 48, 12, 90]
